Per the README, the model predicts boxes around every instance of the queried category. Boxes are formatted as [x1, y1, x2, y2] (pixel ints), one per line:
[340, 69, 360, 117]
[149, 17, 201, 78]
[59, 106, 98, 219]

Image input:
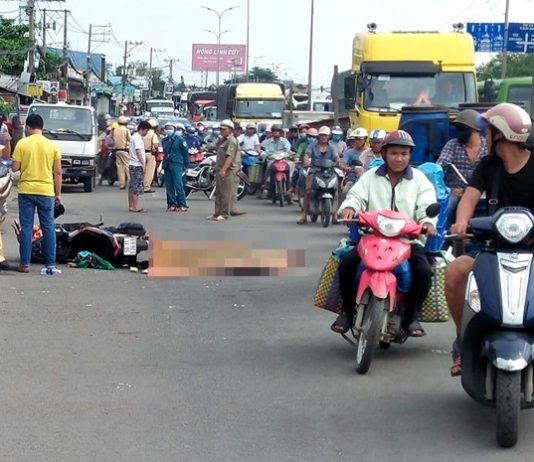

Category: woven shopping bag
[419, 253, 449, 323]
[314, 245, 354, 314]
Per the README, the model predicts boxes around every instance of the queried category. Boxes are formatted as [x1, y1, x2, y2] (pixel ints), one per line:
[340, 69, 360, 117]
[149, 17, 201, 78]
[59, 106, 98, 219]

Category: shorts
[129, 165, 144, 195]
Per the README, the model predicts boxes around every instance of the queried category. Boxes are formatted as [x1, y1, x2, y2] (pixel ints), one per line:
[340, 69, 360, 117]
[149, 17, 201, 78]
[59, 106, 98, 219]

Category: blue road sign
[507, 23, 534, 53]
[467, 22, 534, 53]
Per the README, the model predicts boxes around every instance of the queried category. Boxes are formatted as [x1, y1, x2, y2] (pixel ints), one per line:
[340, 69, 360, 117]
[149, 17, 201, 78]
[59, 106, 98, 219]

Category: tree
[224, 66, 279, 84]
[35, 49, 64, 82]
[0, 17, 29, 76]
[150, 69, 164, 93]
[477, 52, 533, 80]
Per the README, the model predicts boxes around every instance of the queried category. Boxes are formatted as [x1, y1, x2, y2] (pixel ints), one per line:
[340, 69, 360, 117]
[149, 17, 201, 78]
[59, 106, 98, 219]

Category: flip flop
[167, 207, 177, 212]
[297, 219, 307, 225]
[405, 320, 427, 338]
[176, 207, 189, 212]
[330, 313, 352, 334]
[130, 208, 147, 213]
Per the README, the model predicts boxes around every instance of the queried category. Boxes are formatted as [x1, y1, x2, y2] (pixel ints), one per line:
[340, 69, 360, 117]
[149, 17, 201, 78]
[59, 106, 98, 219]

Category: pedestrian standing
[162, 122, 189, 212]
[128, 120, 150, 213]
[0, 126, 14, 271]
[113, 115, 131, 189]
[207, 119, 243, 221]
[11, 114, 62, 274]
[143, 118, 160, 193]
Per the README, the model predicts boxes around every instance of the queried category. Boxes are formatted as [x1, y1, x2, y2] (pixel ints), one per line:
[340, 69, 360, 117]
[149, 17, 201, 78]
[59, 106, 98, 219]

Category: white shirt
[238, 133, 260, 151]
[129, 132, 145, 167]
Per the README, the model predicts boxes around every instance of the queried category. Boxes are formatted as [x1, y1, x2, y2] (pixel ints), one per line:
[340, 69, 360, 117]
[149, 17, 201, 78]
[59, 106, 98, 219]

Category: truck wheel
[83, 178, 93, 192]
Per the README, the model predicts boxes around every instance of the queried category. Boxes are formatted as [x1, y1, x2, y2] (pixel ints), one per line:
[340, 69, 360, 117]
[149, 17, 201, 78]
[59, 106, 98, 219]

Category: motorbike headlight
[376, 214, 406, 237]
[316, 178, 326, 188]
[327, 177, 337, 188]
[466, 273, 480, 313]
[495, 212, 533, 243]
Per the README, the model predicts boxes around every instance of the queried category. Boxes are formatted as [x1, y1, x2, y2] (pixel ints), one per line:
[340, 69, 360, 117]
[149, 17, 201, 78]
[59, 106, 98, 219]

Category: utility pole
[62, 9, 69, 92]
[42, 8, 46, 50]
[121, 40, 143, 107]
[501, 0, 510, 78]
[164, 58, 179, 83]
[333, 65, 339, 125]
[245, 0, 250, 81]
[148, 47, 153, 98]
[27, 0, 36, 76]
[307, 0, 315, 110]
[84, 24, 92, 105]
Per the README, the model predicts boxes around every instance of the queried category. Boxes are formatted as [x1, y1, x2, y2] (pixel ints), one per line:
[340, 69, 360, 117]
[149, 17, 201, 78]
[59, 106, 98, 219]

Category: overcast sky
[2, 0, 534, 90]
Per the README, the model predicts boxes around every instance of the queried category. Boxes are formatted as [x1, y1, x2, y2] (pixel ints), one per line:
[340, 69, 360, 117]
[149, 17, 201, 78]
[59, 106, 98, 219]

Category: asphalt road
[1, 182, 533, 461]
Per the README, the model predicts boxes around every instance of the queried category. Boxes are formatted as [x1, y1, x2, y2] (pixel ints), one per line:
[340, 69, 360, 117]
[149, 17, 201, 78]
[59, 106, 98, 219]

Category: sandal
[176, 207, 189, 212]
[130, 208, 147, 213]
[167, 207, 177, 212]
[297, 218, 307, 225]
[404, 320, 427, 338]
[450, 356, 462, 377]
[330, 313, 352, 334]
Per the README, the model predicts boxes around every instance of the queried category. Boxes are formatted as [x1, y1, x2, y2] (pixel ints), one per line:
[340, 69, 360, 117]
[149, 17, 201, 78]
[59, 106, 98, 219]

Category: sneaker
[41, 266, 62, 275]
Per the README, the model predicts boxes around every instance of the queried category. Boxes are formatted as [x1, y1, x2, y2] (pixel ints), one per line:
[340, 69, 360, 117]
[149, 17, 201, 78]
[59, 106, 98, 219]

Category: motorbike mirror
[425, 203, 440, 218]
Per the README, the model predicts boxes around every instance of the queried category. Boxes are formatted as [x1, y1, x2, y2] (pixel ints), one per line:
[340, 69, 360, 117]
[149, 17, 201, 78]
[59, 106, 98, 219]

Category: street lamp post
[201, 5, 239, 88]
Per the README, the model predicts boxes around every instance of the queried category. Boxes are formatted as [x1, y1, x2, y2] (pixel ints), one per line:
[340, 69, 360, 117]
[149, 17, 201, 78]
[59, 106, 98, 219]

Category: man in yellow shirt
[113, 115, 131, 189]
[11, 114, 62, 274]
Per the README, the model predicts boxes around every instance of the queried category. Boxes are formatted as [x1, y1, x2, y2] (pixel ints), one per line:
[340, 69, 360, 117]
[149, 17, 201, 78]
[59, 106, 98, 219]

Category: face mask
[299, 131, 307, 138]
[176, 129, 184, 136]
[307, 136, 317, 144]
[456, 125, 471, 144]
[165, 129, 174, 137]
[332, 134, 342, 142]
[213, 130, 220, 137]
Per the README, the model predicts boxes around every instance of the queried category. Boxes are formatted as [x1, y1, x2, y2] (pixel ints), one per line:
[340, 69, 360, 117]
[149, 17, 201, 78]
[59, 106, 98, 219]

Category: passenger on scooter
[329, 125, 347, 157]
[339, 129, 364, 202]
[361, 128, 386, 168]
[444, 103, 533, 376]
[436, 109, 487, 227]
[287, 125, 300, 151]
[238, 123, 261, 153]
[259, 124, 292, 198]
[331, 130, 437, 336]
[297, 126, 341, 225]
[288, 128, 318, 201]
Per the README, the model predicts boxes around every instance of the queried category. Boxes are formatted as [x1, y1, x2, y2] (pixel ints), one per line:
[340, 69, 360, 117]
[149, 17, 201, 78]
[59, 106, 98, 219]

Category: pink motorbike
[344, 205, 438, 374]
[270, 152, 292, 207]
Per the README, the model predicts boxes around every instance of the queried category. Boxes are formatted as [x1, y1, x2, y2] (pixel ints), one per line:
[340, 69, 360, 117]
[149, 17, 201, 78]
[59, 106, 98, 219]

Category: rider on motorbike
[331, 130, 437, 336]
[259, 124, 292, 198]
[297, 126, 341, 224]
[185, 126, 202, 150]
[445, 102, 533, 376]
[361, 128, 386, 168]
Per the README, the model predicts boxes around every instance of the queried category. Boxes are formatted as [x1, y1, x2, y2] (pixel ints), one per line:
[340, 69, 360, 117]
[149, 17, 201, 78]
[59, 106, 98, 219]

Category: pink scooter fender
[356, 269, 398, 311]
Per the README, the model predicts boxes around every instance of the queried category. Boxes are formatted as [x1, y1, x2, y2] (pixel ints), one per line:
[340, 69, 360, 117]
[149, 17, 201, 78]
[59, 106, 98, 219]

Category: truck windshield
[236, 99, 284, 118]
[146, 100, 174, 112]
[507, 86, 531, 114]
[363, 72, 476, 111]
[29, 106, 93, 141]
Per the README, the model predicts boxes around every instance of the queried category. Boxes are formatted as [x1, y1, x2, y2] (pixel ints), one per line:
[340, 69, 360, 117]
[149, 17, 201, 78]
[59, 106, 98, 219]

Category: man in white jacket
[332, 130, 437, 337]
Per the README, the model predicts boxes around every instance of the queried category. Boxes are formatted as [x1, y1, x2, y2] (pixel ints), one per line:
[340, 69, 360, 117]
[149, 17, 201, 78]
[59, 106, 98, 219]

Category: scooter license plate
[123, 237, 137, 256]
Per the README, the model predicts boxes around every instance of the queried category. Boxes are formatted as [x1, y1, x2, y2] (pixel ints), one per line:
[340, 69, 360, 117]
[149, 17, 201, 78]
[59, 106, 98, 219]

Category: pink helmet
[479, 103, 531, 143]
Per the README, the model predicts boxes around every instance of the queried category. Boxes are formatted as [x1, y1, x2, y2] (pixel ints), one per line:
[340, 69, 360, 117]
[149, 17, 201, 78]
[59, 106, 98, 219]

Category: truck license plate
[123, 237, 137, 256]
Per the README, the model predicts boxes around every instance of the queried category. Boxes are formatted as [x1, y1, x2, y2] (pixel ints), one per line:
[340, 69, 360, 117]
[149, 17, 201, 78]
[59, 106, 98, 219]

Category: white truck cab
[27, 102, 98, 192]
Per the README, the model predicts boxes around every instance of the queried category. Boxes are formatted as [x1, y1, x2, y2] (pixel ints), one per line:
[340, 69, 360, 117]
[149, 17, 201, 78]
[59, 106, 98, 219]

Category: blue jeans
[165, 162, 187, 208]
[18, 194, 56, 267]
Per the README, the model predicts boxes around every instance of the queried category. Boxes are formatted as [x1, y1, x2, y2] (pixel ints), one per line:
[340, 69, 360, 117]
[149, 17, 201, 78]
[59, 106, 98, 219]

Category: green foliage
[477, 53, 534, 80]
[224, 66, 279, 84]
[35, 50, 63, 82]
[0, 17, 29, 76]
[150, 69, 164, 93]
[0, 98, 14, 114]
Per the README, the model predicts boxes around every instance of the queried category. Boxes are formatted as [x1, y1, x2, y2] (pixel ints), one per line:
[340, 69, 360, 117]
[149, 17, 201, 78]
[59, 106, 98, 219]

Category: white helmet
[175, 122, 185, 130]
[220, 119, 235, 129]
[318, 125, 331, 136]
[369, 129, 387, 142]
[351, 127, 368, 138]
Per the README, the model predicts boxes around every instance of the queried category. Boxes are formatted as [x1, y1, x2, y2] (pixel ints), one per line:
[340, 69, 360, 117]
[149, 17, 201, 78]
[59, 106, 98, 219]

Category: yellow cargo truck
[216, 83, 285, 126]
[344, 26, 477, 133]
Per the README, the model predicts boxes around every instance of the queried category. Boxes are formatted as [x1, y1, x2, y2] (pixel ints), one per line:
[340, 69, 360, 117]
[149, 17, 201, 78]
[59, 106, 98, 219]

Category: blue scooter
[460, 206, 534, 447]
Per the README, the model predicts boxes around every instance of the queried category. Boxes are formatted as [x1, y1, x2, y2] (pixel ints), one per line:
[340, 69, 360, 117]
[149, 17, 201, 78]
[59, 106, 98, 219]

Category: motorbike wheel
[495, 369, 521, 447]
[157, 171, 164, 187]
[321, 198, 331, 228]
[237, 177, 247, 201]
[355, 295, 386, 374]
[107, 178, 115, 186]
[247, 183, 259, 195]
[276, 180, 284, 207]
[310, 213, 318, 223]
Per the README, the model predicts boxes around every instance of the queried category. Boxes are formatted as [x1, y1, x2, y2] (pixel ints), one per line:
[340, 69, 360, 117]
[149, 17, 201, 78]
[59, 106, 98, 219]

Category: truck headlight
[376, 214, 405, 237]
[495, 212, 533, 243]
[466, 273, 480, 313]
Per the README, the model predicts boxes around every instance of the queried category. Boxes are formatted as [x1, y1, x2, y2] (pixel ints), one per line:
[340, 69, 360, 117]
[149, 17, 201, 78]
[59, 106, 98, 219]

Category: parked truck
[216, 83, 285, 126]
[343, 25, 477, 133]
[26, 102, 98, 192]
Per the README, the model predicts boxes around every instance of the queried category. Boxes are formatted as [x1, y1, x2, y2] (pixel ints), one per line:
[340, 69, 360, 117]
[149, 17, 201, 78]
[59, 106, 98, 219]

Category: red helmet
[478, 103, 531, 143]
[382, 130, 415, 148]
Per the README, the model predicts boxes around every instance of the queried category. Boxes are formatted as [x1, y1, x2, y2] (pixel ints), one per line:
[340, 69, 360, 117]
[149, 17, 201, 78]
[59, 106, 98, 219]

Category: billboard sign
[467, 22, 534, 53]
[192, 44, 246, 72]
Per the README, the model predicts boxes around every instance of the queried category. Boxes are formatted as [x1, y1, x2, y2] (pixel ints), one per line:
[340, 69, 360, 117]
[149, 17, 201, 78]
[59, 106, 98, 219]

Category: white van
[27, 103, 98, 192]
